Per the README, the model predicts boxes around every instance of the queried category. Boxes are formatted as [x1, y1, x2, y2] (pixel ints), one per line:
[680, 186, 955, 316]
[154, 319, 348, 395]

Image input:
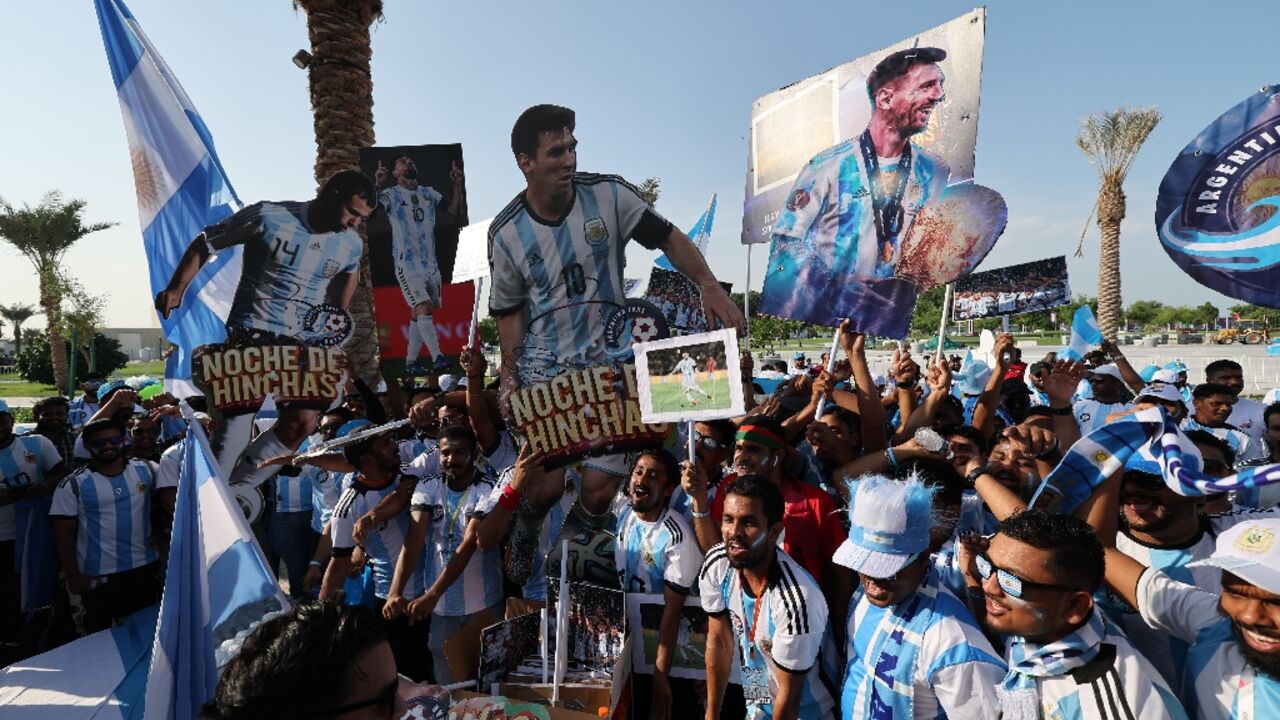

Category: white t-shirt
[1229, 397, 1268, 445]
[0, 435, 62, 541]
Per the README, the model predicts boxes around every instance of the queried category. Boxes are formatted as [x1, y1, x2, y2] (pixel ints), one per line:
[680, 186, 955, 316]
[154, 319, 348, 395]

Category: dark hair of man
[1193, 382, 1235, 401]
[203, 602, 387, 719]
[82, 371, 106, 383]
[511, 104, 576, 160]
[937, 393, 964, 418]
[405, 384, 434, 407]
[322, 406, 355, 426]
[996, 510, 1104, 592]
[319, 169, 376, 206]
[819, 405, 860, 435]
[636, 449, 680, 488]
[724, 474, 784, 527]
[898, 458, 963, 508]
[33, 396, 70, 414]
[1265, 402, 1280, 429]
[939, 422, 988, 456]
[1204, 359, 1242, 377]
[1028, 361, 1050, 376]
[865, 47, 947, 98]
[343, 436, 375, 468]
[1184, 429, 1236, 467]
[82, 419, 125, 442]
[700, 418, 738, 445]
[439, 424, 477, 451]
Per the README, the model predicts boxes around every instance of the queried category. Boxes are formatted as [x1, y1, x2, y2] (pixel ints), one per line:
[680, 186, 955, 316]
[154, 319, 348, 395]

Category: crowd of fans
[5, 332, 1280, 720]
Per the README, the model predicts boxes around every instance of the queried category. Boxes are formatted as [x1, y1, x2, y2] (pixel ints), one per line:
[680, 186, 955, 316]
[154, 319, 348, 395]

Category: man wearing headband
[836, 474, 1004, 718]
[700, 475, 834, 719]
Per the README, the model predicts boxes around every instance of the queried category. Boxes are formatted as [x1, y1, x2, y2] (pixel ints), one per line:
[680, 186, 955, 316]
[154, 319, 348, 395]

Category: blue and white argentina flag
[0, 405, 287, 718]
[1061, 305, 1103, 361]
[655, 193, 716, 270]
[95, 0, 241, 396]
[144, 404, 290, 717]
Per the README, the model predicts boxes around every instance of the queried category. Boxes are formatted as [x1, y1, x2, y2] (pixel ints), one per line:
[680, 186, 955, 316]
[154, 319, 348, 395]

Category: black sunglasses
[89, 436, 125, 449]
[693, 432, 721, 451]
[308, 676, 398, 718]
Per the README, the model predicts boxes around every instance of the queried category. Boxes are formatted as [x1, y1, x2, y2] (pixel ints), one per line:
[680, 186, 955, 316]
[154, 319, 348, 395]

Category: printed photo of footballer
[635, 329, 744, 424]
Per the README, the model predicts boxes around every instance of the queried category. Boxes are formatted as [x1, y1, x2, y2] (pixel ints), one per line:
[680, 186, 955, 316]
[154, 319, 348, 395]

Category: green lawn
[0, 360, 169, 400]
[649, 374, 732, 415]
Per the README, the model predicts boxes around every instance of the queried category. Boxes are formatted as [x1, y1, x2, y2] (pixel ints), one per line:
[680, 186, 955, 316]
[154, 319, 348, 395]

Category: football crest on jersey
[323, 259, 340, 278]
[1235, 525, 1275, 554]
[584, 217, 609, 245]
[410, 195, 419, 205]
[430, 503, 445, 523]
[23, 451, 35, 464]
[137, 481, 148, 494]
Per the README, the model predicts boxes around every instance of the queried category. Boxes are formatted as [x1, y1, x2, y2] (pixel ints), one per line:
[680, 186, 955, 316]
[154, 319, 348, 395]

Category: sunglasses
[89, 436, 125, 449]
[975, 552, 1078, 599]
[308, 676, 398, 718]
[693, 432, 721, 451]
[319, 423, 343, 437]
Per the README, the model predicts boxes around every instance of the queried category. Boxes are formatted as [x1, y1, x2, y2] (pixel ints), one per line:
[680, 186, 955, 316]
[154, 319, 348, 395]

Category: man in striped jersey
[700, 475, 835, 720]
[1101, 518, 1280, 720]
[50, 419, 175, 632]
[968, 511, 1187, 719]
[490, 104, 743, 390]
[836, 474, 1005, 718]
[489, 104, 743, 582]
[387, 426, 501, 684]
[1181, 383, 1262, 464]
[319, 422, 429, 680]
[154, 170, 374, 344]
[374, 156, 465, 375]
[615, 450, 703, 719]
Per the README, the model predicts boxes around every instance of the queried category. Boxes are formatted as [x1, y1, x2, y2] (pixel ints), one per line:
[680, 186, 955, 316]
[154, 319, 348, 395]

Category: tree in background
[635, 177, 661, 206]
[0, 191, 114, 394]
[16, 331, 128, 386]
[1123, 299, 1164, 329]
[296, 0, 384, 386]
[1077, 107, 1161, 340]
[0, 303, 38, 357]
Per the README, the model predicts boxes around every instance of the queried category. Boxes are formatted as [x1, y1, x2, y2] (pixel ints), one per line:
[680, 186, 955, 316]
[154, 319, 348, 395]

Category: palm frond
[1077, 106, 1162, 183]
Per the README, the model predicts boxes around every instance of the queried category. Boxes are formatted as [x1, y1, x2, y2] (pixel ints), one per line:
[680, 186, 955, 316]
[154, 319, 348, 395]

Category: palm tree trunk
[1095, 178, 1125, 341]
[298, 0, 381, 387]
[12, 324, 22, 358]
[41, 276, 68, 395]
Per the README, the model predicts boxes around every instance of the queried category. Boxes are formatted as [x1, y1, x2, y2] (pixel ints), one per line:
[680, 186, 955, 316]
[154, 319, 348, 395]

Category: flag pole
[743, 245, 752, 352]
[936, 284, 954, 364]
[468, 277, 484, 348]
[814, 324, 842, 420]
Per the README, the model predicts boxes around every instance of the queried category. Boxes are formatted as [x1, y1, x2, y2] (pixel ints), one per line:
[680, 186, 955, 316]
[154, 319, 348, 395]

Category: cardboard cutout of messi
[359, 144, 470, 377]
[1157, 86, 1280, 308]
[751, 10, 1007, 337]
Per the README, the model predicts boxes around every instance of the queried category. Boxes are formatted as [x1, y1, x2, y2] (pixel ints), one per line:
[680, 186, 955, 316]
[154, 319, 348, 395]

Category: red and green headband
[736, 424, 783, 450]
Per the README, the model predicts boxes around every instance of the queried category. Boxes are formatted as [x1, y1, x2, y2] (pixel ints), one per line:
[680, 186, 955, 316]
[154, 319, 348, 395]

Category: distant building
[97, 327, 169, 361]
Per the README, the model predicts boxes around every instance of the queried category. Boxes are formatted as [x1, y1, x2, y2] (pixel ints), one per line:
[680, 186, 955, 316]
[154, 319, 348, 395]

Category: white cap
[1089, 364, 1124, 383]
[1189, 519, 1280, 594]
[1136, 382, 1182, 404]
[833, 475, 934, 579]
[1152, 369, 1180, 385]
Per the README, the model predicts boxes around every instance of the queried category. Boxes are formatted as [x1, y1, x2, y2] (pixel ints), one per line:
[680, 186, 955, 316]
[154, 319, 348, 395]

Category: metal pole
[936, 284, 954, 364]
[743, 245, 752, 352]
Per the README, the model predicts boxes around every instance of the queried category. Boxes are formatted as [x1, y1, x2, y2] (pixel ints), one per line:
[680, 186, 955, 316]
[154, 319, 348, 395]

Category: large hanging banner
[359, 144, 470, 374]
[952, 256, 1071, 321]
[750, 9, 1007, 337]
[1156, 86, 1280, 308]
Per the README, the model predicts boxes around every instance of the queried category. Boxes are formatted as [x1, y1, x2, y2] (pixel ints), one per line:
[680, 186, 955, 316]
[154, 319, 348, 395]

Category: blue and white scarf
[1030, 407, 1280, 512]
[858, 569, 941, 719]
[999, 608, 1106, 720]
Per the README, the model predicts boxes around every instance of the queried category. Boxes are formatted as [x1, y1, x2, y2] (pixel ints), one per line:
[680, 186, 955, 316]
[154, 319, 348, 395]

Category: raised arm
[971, 334, 1014, 439]
[681, 461, 721, 553]
[1102, 340, 1145, 395]
[154, 236, 212, 319]
[460, 345, 499, 453]
[894, 355, 954, 443]
[1043, 359, 1085, 451]
[841, 321, 888, 453]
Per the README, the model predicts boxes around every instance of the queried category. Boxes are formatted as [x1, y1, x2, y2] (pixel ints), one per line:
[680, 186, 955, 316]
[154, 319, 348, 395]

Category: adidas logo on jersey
[528, 252, 543, 266]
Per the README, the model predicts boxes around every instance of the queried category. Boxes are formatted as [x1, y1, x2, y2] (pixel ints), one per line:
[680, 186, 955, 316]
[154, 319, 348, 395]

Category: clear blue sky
[1, 0, 1275, 331]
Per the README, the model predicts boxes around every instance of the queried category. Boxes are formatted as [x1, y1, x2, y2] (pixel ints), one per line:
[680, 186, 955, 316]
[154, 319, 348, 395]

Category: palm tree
[295, 0, 383, 385]
[1077, 107, 1161, 340]
[0, 193, 114, 394]
[0, 303, 39, 357]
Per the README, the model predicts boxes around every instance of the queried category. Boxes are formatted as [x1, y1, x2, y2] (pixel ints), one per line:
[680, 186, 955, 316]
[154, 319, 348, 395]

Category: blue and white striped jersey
[399, 436, 436, 467]
[310, 468, 352, 534]
[329, 476, 423, 599]
[67, 396, 99, 431]
[699, 545, 835, 719]
[1006, 608, 1188, 720]
[0, 434, 62, 542]
[488, 173, 668, 383]
[49, 460, 160, 576]
[1137, 569, 1273, 720]
[841, 572, 1005, 719]
[614, 506, 702, 594]
[204, 201, 363, 338]
[1181, 417, 1261, 463]
[1074, 399, 1134, 435]
[410, 470, 501, 616]
[273, 469, 313, 514]
[380, 184, 443, 272]
[1111, 508, 1278, 693]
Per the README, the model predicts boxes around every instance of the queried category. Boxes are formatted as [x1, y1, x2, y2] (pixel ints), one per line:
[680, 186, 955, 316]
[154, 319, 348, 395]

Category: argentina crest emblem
[584, 216, 608, 246]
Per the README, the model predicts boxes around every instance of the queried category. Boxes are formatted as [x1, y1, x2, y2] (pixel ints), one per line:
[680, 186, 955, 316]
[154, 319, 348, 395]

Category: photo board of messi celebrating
[951, 256, 1072, 321]
[358, 144, 471, 378]
[749, 9, 1008, 337]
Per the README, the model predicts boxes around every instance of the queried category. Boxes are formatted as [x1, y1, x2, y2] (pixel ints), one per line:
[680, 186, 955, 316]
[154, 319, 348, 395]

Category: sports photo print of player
[635, 329, 744, 424]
